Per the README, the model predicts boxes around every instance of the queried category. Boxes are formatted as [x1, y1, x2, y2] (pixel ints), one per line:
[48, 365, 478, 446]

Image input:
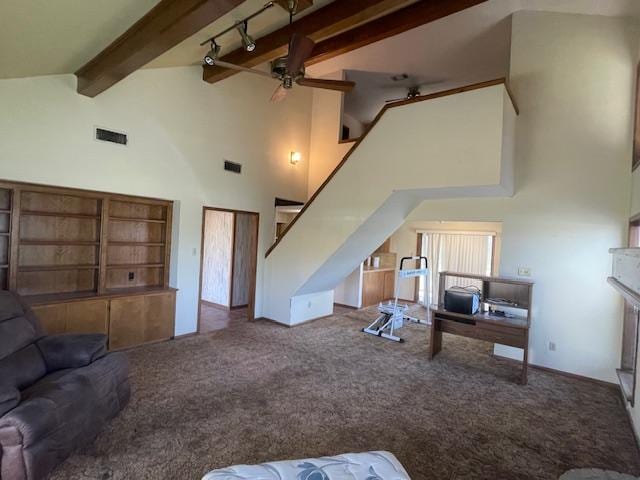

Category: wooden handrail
[265, 78, 518, 258]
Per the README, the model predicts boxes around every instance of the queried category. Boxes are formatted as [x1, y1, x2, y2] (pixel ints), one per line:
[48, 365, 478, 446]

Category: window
[418, 232, 494, 306]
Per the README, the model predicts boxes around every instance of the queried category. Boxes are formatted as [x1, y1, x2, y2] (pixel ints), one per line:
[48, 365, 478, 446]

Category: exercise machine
[361, 256, 429, 343]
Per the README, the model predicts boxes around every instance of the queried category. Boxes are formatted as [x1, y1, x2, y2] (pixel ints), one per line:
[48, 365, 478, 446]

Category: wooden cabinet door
[32, 304, 66, 335]
[383, 271, 395, 300]
[362, 272, 384, 307]
[33, 299, 108, 335]
[109, 292, 175, 350]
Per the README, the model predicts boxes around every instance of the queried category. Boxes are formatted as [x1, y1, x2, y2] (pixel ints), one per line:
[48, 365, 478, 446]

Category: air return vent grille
[224, 160, 242, 174]
[95, 128, 128, 146]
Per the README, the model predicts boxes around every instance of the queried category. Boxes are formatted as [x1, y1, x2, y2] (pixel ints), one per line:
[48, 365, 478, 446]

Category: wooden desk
[429, 272, 533, 385]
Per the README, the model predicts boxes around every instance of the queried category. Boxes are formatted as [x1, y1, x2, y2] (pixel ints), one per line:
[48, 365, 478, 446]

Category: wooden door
[109, 291, 175, 350]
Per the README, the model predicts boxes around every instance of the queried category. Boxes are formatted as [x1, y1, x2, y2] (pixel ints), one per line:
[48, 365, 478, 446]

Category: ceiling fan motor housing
[271, 56, 305, 87]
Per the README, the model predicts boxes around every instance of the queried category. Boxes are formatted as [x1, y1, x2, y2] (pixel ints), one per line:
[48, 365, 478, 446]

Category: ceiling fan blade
[271, 84, 289, 103]
[214, 60, 274, 79]
[286, 34, 315, 74]
[296, 78, 355, 92]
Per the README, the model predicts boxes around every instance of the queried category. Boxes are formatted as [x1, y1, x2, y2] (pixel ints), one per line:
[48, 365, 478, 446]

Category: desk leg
[429, 320, 442, 359]
[521, 332, 529, 385]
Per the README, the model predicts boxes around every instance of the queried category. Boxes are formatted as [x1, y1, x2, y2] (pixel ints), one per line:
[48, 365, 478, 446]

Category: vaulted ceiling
[1, 0, 639, 95]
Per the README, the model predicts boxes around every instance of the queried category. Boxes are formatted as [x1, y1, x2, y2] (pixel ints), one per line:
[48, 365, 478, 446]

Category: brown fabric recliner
[0, 291, 130, 480]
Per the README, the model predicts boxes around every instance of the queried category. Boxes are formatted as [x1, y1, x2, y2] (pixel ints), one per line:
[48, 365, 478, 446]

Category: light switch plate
[518, 267, 532, 277]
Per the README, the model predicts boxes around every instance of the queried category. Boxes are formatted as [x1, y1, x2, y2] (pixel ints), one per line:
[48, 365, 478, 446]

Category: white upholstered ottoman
[202, 451, 411, 479]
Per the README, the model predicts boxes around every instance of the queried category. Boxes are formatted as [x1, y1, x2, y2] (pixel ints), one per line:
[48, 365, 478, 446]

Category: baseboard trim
[174, 332, 198, 340]
[334, 302, 358, 310]
[254, 317, 289, 328]
[201, 300, 229, 311]
[256, 314, 336, 328]
[492, 354, 617, 389]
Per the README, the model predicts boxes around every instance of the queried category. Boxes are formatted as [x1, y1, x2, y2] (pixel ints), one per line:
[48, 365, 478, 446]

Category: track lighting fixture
[237, 21, 256, 52]
[203, 41, 221, 66]
[200, 2, 274, 55]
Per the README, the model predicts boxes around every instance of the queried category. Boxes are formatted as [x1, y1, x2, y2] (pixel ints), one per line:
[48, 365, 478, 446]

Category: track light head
[203, 41, 221, 66]
[237, 22, 256, 52]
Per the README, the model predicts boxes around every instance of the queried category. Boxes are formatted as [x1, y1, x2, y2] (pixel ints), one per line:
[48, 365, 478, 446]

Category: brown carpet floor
[51, 306, 640, 480]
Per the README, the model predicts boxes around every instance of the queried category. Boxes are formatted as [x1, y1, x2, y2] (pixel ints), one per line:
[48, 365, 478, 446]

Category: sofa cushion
[202, 451, 411, 480]
[0, 344, 47, 392]
[36, 334, 107, 372]
[0, 384, 19, 417]
[0, 292, 42, 361]
[0, 291, 25, 323]
[3, 366, 110, 448]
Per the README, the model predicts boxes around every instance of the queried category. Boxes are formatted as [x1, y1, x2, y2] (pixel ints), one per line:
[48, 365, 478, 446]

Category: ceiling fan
[383, 75, 444, 104]
[213, 33, 356, 102]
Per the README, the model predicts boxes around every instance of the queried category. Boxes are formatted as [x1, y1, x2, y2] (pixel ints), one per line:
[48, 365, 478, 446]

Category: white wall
[0, 66, 312, 335]
[333, 264, 363, 308]
[307, 71, 352, 198]
[397, 11, 637, 382]
[342, 113, 365, 140]
[201, 210, 233, 306]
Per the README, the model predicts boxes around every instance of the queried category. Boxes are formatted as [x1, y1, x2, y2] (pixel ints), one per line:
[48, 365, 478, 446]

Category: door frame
[197, 206, 260, 332]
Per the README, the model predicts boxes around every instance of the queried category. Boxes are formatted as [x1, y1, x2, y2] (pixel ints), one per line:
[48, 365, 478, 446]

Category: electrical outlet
[518, 267, 532, 277]
[548, 341, 556, 352]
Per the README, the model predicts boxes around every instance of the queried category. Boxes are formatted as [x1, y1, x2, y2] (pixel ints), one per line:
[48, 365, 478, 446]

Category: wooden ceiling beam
[274, 0, 314, 14]
[203, 0, 409, 84]
[203, 0, 489, 85]
[305, 0, 488, 66]
[75, 0, 245, 97]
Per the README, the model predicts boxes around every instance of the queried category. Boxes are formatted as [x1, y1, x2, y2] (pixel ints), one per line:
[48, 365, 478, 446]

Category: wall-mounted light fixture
[290, 151, 302, 165]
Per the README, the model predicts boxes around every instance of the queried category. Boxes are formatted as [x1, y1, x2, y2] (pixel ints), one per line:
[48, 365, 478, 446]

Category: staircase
[263, 79, 518, 325]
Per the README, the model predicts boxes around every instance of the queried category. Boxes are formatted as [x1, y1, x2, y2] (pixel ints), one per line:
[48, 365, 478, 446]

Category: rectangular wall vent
[95, 127, 128, 146]
[224, 160, 242, 174]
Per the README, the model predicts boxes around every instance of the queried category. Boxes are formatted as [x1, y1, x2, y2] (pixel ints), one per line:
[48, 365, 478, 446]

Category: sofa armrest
[36, 334, 107, 372]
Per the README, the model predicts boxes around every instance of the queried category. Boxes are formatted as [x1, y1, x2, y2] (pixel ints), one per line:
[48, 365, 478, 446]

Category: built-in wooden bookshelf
[0, 180, 175, 350]
[0, 188, 12, 290]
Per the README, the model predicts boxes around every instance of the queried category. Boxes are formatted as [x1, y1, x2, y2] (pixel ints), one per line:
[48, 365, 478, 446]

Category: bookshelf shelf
[109, 216, 166, 224]
[20, 240, 100, 246]
[108, 242, 165, 247]
[20, 210, 100, 220]
[106, 264, 164, 269]
[19, 264, 99, 272]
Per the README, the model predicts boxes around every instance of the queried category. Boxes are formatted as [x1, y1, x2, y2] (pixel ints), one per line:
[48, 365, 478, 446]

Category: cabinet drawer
[436, 316, 527, 349]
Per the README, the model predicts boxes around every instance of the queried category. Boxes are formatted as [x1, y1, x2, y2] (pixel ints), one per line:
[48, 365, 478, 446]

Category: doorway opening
[197, 207, 259, 333]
